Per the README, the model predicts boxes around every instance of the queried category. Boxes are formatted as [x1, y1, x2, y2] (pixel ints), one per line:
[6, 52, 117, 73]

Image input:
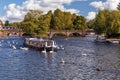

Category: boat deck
[24, 38, 58, 52]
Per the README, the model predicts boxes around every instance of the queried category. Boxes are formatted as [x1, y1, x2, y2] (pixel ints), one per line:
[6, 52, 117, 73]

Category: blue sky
[0, 0, 119, 22]
[0, 0, 23, 14]
[64, 0, 97, 16]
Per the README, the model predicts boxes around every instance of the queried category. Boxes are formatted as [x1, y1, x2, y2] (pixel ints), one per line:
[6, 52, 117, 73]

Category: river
[0, 36, 120, 80]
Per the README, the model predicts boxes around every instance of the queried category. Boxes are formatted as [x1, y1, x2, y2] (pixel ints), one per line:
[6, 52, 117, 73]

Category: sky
[0, 0, 120, 23]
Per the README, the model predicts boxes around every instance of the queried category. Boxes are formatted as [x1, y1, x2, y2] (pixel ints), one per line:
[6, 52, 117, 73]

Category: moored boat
[94, 35, 107, 43]
[109, 40, 119, 44]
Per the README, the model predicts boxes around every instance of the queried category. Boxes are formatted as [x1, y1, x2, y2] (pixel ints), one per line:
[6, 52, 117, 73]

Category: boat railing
[25, 38, 57, 48]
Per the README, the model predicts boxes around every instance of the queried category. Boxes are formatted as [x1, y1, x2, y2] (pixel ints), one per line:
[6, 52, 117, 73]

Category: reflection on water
[0, 36, 120, 80]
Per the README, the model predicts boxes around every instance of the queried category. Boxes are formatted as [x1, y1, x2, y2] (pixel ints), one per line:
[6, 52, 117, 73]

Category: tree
[64, 12, 73, 30]
[52, 9, 65, 30]
[73, 16, 87, 30]
[86, 19, 95, 29]
[20, 21, 37, 34]
[24, 10, 43, 22]
[5, 20, 9, 26]
[93, 10, 120, 37]
[8, 9, 89, 37]
[117, 3, 120, 11]
[93, 10, 109, 34]
[108, 11, 120, 34]
[36, 10, 52, 34]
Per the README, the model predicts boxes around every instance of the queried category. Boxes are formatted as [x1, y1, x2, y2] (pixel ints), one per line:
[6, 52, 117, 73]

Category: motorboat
[109, 40, 119, 44]
[94, 35, 107, 42]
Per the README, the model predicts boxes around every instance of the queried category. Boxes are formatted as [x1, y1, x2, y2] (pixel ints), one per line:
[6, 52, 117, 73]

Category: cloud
[75, 0, 87, 1]
[0, 16, 7, 24]
[90, 0, 120, 10]
[0, 0, 81, 22]
[86, 11, 96, 20]
[43, 0, 73, 4]
[86, 0, 120, 20]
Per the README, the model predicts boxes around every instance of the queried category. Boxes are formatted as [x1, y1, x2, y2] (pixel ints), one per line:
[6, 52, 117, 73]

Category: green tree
[20, 21, 37, 34]
[5, 20, 9, 26]
[93, 10, 120, 37]
[36, 10, 52, 36]
[86, 19, 95, 29]
[93, 10, 109, 34]
[52, 9, 65, 30]
[73, 16, 87, 30]
[24, 10, 43, 22]
[117, 3, 120, 11]
[64, 12, 73, 30]
[9, 22, 21, 28]
[109, 11, 120, 34]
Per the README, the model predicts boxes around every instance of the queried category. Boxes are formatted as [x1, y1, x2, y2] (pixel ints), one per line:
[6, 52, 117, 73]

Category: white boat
[109, 41, 119, 44]
[94, 35, 107, 42]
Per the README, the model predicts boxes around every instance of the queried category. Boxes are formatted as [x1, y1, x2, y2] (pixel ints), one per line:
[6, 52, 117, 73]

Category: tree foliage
[5, 20, 9, 26]
[117, 3, 120, 11]
[9, 9, 87, 37]
[73, 16, 87, 30]
[24, 10, 43, 22]
[86, 19, 95, 29]
[52, 9, 65, 30]
[93, 10, 120, 37]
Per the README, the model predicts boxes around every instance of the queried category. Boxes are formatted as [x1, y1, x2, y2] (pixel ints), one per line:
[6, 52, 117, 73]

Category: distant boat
[109, 41, 119, 44]
[94, 35, 107, 42]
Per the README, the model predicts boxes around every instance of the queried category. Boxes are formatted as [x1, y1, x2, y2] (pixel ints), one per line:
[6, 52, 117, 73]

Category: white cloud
[43, 0, 73, 4]
[90, 0, 120, 10]
[86, 0, 120, 20]
[86, 11, 96, 20]
[75, 0, 87, 1]
[0, 0, 81, 22]
[0, 16, 7, 23]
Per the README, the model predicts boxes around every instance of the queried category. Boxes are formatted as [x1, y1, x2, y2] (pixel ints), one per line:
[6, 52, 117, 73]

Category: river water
[0, 36, 120, 80]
